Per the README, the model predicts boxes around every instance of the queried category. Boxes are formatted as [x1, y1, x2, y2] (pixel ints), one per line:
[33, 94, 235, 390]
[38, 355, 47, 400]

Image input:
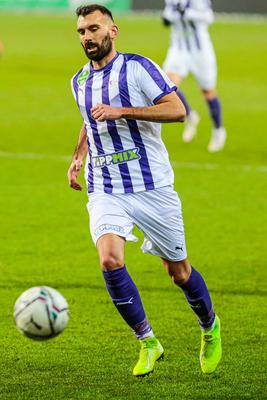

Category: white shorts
[163, 42, 217, 90]
[86, 186, 187, 262]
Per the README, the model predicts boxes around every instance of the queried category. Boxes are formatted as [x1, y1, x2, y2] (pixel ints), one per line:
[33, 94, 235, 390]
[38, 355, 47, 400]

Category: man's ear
[110, 24, 119, 39]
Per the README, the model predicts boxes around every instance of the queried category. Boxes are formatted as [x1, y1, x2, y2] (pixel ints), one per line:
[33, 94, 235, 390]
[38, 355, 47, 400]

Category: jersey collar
[89, 51, 120, 73]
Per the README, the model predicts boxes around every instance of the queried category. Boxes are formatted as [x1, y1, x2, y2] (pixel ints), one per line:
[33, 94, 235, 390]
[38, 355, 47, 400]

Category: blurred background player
[162, 0, 227, 152]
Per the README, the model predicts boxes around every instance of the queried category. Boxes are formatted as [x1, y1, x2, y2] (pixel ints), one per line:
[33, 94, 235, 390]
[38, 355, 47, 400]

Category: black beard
[83, 33, 113, 62]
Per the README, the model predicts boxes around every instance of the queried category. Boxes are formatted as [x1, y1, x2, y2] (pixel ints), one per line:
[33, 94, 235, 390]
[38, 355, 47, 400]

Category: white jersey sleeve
[131, 56, 177, 104]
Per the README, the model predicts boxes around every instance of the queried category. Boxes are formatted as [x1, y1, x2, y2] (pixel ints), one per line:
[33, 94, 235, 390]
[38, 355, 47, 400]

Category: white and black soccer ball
[14, 286, 69, 340]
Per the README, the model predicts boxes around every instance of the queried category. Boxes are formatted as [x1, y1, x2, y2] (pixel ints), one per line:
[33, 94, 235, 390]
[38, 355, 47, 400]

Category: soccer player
[162, 0, 227, 152]
[68, 4, 222, 377]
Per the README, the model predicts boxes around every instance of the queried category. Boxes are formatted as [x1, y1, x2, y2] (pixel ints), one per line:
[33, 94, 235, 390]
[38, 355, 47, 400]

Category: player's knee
[202, 88, 217, 100]
[172, 269, 190, 285]
[166, 260, 191, 285]
[100, 253, 124, 271]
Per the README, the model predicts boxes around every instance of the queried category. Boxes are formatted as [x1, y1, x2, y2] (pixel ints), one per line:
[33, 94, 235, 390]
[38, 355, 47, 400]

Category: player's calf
[171, 264, 222, 372]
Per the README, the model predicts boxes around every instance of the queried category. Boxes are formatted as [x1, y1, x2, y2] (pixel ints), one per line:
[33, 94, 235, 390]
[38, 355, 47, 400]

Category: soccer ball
[14, 286, 69, 340]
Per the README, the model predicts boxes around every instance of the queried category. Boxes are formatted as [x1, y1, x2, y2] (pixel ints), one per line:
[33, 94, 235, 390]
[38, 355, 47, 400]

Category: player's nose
[84, 30, 93, 41]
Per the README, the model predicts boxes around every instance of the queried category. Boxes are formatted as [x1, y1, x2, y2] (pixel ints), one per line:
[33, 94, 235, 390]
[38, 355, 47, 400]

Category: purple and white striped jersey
[163, 0, 214, 51]
[71, 52, 177, 194]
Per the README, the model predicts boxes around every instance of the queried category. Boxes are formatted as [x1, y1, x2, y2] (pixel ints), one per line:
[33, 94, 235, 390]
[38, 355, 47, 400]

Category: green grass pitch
[0, 12, 266, 399]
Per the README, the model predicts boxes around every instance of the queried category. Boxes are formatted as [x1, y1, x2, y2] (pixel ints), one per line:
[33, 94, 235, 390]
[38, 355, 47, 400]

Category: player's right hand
[67, 159, 83, 191]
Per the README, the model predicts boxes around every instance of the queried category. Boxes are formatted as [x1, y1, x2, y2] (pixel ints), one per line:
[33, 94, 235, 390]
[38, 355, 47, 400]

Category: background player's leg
[97, 233, 153, 339]
[167, 72, 191, 115]
[202, 88, 227, 152]
[167, 71, 200, 143]
[203, 89, 222, 128]
[167, 71, 191, 115]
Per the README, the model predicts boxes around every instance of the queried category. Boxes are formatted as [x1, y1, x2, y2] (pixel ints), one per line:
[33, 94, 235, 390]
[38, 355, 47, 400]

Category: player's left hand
[91, 104, 122, 122]
[67, 159, 83, 191]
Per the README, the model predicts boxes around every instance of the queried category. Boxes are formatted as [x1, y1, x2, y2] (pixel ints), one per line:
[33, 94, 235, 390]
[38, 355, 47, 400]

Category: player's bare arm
[67, 123, 87, 191]
[91, 91, 186, 123]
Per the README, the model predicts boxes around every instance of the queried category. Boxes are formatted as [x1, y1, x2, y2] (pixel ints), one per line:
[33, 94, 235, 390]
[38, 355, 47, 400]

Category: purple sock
[177, 267, 215, 329]
[206, 97, 222, 128]
[103, 266, 152, 339]
[176, 89, 191, 116]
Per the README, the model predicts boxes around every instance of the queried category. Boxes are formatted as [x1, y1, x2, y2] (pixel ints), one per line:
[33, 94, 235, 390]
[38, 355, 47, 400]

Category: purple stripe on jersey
[189, 21, 201, 50]
[72, 68, 83, 104]
[85, 70, 113, 193]
[102, 70, 134, 193]
[119, 56, 155, 191]
[85, 128, 94, 193]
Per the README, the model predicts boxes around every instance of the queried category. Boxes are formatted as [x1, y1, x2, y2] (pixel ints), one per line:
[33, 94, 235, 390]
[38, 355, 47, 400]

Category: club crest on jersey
[78, 70, 89, 86]
[92, 147, 140, 168]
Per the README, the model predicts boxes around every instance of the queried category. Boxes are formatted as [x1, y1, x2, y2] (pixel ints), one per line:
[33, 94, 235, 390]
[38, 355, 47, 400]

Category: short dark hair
[76, 4, 114, 21]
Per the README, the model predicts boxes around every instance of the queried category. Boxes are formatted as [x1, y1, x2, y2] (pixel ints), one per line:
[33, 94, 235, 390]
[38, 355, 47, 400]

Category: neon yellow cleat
[200, 315, 222, 374]
[133, 337, 164, 377]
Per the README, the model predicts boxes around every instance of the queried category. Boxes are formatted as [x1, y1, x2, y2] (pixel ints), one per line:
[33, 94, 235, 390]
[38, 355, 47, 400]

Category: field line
[171, 161, 267, 173]
[0, 150, 266, 173]
[0, 150, 70, 162]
